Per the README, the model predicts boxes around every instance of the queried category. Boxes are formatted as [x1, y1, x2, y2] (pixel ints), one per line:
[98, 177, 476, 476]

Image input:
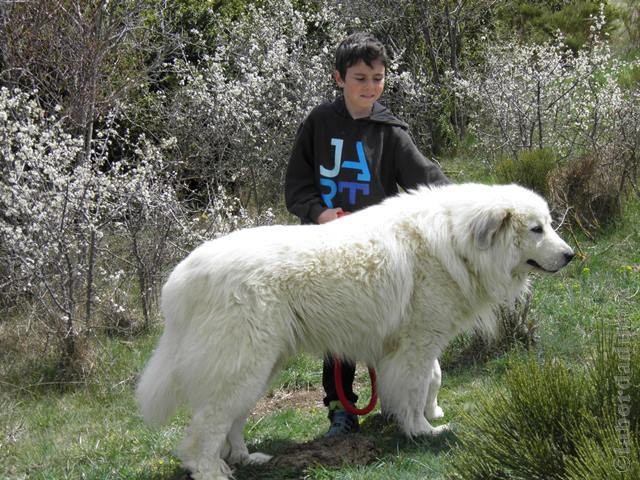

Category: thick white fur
[136, 183, 574, 480]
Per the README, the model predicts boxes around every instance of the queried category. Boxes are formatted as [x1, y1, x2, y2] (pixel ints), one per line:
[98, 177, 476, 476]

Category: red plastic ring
[333, 357, 378, 415]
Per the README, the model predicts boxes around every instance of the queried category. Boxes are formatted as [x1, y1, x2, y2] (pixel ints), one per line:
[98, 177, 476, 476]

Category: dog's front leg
[377, 350, 449, 437]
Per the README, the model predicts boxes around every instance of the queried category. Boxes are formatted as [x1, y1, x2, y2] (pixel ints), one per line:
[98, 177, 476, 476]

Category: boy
[285, 32, 450, 436]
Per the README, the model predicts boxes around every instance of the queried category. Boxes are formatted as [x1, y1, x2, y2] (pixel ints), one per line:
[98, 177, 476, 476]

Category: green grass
[0, 333, 185, 480]
[532, 198, 640, 360]
[0, 329, 496, 479]
[1, 200, 638, 480]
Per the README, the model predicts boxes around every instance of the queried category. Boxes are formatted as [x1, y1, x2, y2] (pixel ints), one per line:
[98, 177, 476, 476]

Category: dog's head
[470, 184, 574, 275]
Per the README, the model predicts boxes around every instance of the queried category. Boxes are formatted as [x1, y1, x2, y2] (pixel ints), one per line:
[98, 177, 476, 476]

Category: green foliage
[615, 0, 640, 55]
[567, 333, 640, 478]
[450, 328, 640, 480]
[494, 148, 558, 198]
[494, 0, 619, 50]
[618, 62, 640, 89]
[564, 421, 640, 480]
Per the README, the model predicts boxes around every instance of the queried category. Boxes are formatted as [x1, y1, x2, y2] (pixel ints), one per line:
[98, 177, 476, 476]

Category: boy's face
[334, 59, 385, 119]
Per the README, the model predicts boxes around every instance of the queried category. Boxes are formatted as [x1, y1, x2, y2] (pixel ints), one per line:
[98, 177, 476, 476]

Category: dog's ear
[472, 209, 512, 250]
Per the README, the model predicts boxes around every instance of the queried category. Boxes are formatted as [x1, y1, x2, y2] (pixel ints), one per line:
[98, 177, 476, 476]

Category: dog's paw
[190, 473, 231, 480]
[428, 423, 450, 436]
[225, 446, 271, 466]
[400, 415, 448, 438]
[425, 405, 444, 420]
[189, 460, 233, 480]
[225, 448, 248, 466]
[407, 418, 451, 438]
[246, 452, 272, 465]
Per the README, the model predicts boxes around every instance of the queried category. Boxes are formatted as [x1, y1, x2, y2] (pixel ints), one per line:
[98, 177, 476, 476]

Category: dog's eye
[531, 226, 544, 234]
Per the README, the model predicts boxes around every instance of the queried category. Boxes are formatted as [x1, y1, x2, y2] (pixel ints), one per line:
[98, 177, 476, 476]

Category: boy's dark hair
[334, 32, 388, 79]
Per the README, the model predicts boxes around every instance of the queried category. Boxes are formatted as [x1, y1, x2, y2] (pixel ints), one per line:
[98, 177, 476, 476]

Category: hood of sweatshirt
[332, 96, 409, 129]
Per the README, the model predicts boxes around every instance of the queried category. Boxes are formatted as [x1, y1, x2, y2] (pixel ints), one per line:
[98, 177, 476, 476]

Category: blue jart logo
[319, 138, 371, 208]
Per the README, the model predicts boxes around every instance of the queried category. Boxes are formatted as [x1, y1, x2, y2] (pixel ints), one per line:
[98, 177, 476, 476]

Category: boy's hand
[317, 208, 349, 224]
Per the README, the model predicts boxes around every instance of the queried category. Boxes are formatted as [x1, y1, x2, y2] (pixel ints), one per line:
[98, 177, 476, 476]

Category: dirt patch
[269, 433, 379, 470]
[251, 388, 323, 417]
[252, 364, 374, 417]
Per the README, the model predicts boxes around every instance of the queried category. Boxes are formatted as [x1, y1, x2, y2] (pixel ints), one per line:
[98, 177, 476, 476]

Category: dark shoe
[325, 409, 360, 437]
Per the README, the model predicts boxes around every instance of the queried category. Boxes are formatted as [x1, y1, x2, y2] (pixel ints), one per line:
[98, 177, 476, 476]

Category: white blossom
[455, 11, 639, 158]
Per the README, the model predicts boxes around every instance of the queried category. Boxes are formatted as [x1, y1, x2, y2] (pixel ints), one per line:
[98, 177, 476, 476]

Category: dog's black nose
[564, 251, 575, 263]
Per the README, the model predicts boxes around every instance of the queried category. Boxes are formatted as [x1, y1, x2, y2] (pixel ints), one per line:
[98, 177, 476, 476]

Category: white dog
[136, 183, 574, 480]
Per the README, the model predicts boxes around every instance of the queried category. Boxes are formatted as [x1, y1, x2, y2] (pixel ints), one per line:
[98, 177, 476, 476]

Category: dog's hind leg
[181, 386, 275, 478]
[179, 362, 277, 479]
[223, 414, 272, 466]
[223, 353, 289, 466]
[178, 406, 233, 480]
[424, 358, 444, 420]
[218, 350, 289, 469]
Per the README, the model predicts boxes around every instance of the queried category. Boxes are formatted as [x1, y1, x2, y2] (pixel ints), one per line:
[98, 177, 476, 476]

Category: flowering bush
[457, 7, 639, 159]
[1, 89, 83, 299]
[0, 86, 270, 369]
[152, 0, 343, 212]
[456, 7, 639, 228]
[0, 87, 108, 365]
[3, 0, 637, 372]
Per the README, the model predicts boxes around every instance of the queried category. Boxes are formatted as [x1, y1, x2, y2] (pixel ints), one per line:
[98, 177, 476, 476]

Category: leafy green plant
[450, 325, 640, 480]
[495, 148, 558, 198]
[493, 0, 619, 50]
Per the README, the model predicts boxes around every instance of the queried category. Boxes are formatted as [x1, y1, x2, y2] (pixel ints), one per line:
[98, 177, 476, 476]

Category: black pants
[322, 355, 358, 410]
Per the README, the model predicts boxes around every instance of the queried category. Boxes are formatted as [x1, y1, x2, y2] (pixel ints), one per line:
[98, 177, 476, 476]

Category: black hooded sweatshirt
[285, 96, 450, 224]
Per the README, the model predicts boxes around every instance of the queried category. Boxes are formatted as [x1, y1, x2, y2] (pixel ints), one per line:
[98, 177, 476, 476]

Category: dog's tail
[135, 336, 181, 425]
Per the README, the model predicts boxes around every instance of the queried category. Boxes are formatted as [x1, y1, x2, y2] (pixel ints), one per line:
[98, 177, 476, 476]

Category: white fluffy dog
[136, 183, 574, 480]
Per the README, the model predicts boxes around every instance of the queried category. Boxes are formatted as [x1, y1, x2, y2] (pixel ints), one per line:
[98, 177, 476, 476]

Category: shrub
[564, 421, 640, 480]
[495, 148, 558, 198]
[450, 325, 640, 480]
[458, 7, 640, 235]
[442, 291, 535, 370]
[549, 152, 625, 232]
[0, 87, 270, 378]
[149, 0, 342, 212]
[457, 6, 640, 163]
